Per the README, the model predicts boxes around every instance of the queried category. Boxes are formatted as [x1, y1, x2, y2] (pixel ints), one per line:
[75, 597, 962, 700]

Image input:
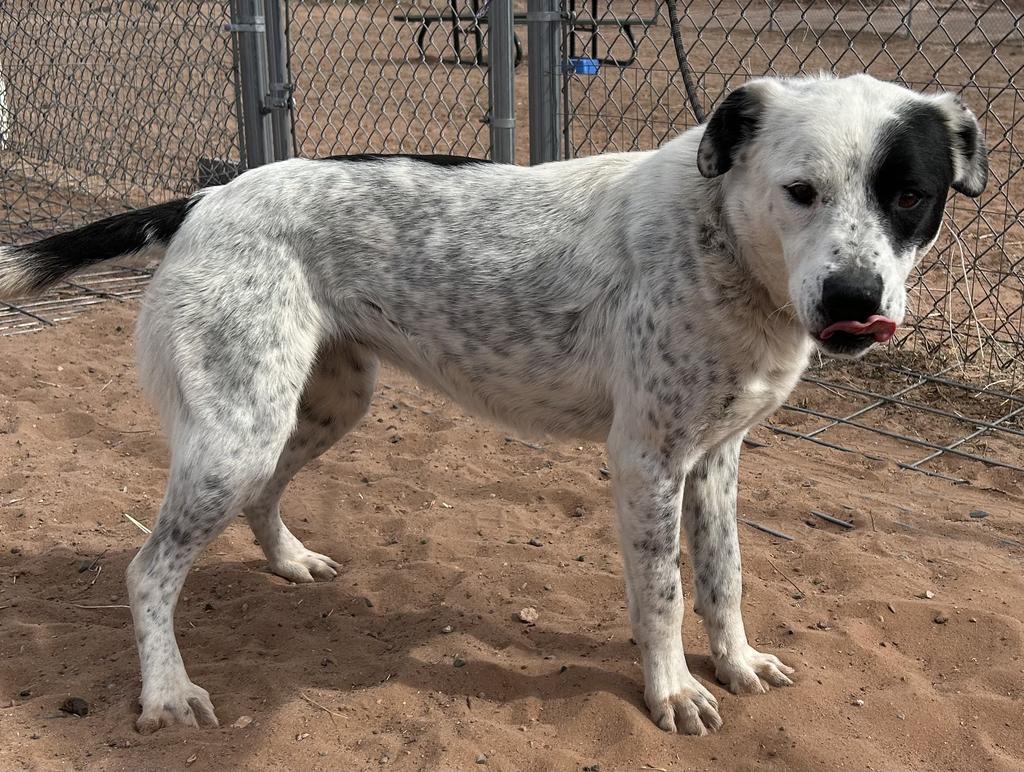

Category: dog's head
[697, 74, 987, 358]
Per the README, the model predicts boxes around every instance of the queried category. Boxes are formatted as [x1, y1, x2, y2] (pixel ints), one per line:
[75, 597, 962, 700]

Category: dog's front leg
[608, 427, 722, 735]
[682, 435, 795, 694]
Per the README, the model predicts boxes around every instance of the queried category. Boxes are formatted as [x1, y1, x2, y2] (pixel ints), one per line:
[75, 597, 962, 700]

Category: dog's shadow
[0, 544, 720, 763]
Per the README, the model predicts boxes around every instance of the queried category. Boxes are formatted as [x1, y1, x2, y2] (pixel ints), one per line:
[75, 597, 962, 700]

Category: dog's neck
[695, 181, 811, 370]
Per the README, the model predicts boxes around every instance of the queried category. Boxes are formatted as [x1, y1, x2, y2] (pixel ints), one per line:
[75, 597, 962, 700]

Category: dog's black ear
[697, 82, 769, 178]
[932, 93, 988, 197]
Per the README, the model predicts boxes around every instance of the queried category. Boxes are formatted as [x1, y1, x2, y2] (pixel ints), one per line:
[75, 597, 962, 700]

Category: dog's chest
[708, 363, 803, 443]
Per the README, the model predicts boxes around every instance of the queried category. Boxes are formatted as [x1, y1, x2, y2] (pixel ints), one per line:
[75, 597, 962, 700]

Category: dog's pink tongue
[819, 315, 897, 343]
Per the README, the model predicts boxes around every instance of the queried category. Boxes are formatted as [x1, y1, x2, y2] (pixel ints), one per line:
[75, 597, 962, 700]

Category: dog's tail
[0, 197, 199, 298]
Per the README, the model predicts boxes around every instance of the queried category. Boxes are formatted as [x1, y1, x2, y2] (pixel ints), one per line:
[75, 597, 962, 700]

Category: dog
[0, 74, 987, 736]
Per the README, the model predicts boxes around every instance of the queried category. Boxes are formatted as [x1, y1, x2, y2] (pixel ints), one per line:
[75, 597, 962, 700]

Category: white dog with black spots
[0, 73, 987, 735]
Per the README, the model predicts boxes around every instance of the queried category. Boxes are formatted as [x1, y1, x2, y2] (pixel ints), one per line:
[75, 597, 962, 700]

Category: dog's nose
[820, 268, 883, 324]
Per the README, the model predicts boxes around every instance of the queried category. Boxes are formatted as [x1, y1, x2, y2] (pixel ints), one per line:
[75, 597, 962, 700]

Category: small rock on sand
[518, 607, 539, 624]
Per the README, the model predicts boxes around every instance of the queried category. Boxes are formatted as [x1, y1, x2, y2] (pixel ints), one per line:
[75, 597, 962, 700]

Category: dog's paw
[136, 681, 218, 734]
[715, 646, 794, 695]
[269, 546, 340, 583]
[645, 675, 722, 735]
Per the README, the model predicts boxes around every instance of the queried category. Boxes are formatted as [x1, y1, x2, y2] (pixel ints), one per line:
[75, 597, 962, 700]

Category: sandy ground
[0, 301, 1023, 772]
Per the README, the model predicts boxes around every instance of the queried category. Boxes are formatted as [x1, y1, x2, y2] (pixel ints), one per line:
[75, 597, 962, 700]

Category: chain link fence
[0, 1, 243, 243]
[561, 0, 1024, 392]
[286, 0, 500, 158]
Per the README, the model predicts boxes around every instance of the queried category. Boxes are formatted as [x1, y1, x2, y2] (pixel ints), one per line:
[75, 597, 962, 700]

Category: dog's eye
[784, 182, 817, 207]
[896, 191, 922, 210]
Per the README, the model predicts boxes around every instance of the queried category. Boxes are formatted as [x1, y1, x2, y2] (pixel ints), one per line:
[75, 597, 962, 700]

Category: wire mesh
[561, 0, 1024, 393]
[0, 268, 154, 335]
[0, 1, 243, 244]
[286, 0, 496, 158]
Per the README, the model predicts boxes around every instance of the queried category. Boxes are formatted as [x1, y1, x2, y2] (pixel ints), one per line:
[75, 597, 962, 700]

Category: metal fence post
[527, 0, 562, 165]
[264, 0, 294, 161]
[489, 0, 516, 164]
[230, 0, 274, 169]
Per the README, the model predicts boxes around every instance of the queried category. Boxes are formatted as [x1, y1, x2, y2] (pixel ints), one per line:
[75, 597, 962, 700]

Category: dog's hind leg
[243, 343, 378, 583]
[127, 274, 324, 733]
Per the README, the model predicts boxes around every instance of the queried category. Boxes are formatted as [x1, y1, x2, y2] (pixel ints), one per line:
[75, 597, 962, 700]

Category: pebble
[575, 555, 586, 562]
[453, 654, 467, 668]
[572, 505, 587, 518]
[920, 590, 935, 599]
[476, 753, 488, 764]
[231, 715, 253, 729]
[815, 620, 831, 630]
[527, 537, 543, 547]
[934, 612, 949, 624]
[441, 624, 454, 634]
[852, 699, 865, 707]
[969, 509, 989, 519]
[185, 753, 199, 766]
[518, 607, 539, 625]
[60, 697, 89, 717]
[583, 765, 601, 772]
[543, 584, 552, 591]
[887, 603, 897, 614]
[379, 754, 391, 765]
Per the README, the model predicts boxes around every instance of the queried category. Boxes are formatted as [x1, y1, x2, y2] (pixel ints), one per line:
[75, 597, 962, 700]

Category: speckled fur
[0, 75, 986, 735]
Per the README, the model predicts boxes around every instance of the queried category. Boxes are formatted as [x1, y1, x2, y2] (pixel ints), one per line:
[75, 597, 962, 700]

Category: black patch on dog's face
[870, 103, 955, 254]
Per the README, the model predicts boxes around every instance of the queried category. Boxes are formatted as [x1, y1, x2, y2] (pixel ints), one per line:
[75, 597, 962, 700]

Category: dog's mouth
[815, 315, 897, 357]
